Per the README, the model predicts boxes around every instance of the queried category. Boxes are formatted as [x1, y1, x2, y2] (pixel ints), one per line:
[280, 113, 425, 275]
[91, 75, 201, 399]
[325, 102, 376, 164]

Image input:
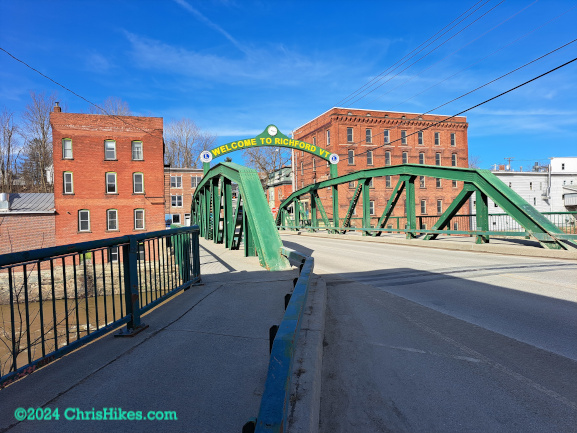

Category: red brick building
[50, 106, 165, 246]
[293, 107, 469, 226]
[164, 167, 203, 226]
[264, 167, 293, 217]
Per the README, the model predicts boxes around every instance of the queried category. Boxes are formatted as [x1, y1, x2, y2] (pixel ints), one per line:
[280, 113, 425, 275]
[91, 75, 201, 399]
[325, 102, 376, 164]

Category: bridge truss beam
[276, 164, 576, 250]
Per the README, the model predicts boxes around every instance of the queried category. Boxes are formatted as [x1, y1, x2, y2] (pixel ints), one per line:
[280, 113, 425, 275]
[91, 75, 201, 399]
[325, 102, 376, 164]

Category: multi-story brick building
[164, 167, 204, 226]
[50, 105, 165, 247]
[293, 107, 469, 225]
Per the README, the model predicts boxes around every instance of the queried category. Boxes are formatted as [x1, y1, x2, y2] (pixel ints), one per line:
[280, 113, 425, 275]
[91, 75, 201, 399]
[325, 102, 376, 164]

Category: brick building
[293, 107, 469, 225]
[50, 106, 165, 247]
[264, 166, 293, 217]
[164, 167, 203, 226]
[0, 193, 55, 254]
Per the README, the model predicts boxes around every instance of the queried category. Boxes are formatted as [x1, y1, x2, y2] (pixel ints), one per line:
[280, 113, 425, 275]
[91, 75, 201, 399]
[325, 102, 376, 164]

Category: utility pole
[504, 157, 514, 171]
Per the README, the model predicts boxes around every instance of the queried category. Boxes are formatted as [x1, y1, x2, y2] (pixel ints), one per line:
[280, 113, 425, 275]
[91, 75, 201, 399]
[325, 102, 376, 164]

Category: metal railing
[279, 211, 577, 238]
[244, 248, 314, 433]
[0, 226, 200, 389]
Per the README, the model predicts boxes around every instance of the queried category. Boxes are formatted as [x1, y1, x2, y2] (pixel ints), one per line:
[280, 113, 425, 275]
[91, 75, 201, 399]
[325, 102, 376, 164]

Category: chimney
[0, 193, 9, 211]
[54, 102, 61, 113]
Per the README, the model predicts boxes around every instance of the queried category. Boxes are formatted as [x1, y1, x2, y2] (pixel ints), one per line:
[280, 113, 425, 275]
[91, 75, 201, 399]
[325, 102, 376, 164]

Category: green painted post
[212, 177, 221, 243]
[475, 189, 489, 244]
[203, 162, 210, 174]
[405, 176, 417, 239]
[362, 178, 371, 236]
[332, 185, 339, 232]
[310, 192, 317, 232]
[204, 189, 211, 240]
[243, 207, 256, 257]
[223, 179, 232, 247]
[294, 199, 300, 230]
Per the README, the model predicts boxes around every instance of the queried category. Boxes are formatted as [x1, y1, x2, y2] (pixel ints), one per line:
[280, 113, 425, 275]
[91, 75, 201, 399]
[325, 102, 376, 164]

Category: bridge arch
[200, 125, 339, 178]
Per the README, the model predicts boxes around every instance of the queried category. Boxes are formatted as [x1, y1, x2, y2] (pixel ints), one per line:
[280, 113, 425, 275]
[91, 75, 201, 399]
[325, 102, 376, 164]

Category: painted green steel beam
[424, 183, 475, 241]
[192, 162, 290, 270]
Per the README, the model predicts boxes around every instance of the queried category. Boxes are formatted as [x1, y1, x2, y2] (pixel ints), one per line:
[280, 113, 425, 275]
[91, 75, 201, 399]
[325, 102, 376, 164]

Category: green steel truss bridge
[191, 125, 575, 271]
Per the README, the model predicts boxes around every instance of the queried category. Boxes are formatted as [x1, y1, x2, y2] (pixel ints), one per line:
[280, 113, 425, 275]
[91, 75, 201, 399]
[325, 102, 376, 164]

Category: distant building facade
[264, 166, 293, 214]
[0, 193, 55, 254]
[487, 157, 577, 213]
[164, 167, 204, 226]
[50, 106, 165, 247]
[293, 107, 469, 225]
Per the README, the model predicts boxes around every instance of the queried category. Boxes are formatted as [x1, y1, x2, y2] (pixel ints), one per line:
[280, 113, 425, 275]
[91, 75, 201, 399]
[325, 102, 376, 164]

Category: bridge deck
[0, 239, 297, 433]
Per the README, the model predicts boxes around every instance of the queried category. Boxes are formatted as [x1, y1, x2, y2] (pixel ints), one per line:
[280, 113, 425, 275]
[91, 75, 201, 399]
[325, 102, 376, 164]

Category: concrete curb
[287, 275, 327, 433]
[283, 231, 577, 260]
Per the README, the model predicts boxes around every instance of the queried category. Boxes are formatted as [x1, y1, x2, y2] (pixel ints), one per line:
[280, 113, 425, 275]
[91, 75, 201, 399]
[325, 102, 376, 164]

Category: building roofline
[293, 107, 467, 133]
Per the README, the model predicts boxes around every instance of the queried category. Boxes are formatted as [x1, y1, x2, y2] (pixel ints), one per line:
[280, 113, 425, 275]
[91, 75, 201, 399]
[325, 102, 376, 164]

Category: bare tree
[468, 155, 482, 169]
[88, 96, 132, 116]
[244, 146, 291, 183]
[20, 92, 56, 193]
[164, 118, 216, 168]
[0, 109, 21, 193]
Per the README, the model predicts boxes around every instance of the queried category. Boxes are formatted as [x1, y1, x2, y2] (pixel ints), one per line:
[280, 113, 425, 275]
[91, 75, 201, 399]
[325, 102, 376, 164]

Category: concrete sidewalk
[0, 239, 299, 433]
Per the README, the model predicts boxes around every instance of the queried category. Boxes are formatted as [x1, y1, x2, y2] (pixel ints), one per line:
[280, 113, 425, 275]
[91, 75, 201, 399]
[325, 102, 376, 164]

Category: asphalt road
[280, 234, 577, 433]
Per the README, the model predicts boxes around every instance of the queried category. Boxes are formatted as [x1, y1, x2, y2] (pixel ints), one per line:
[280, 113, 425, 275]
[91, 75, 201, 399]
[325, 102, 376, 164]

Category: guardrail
[243, 247, 314, 433]
[279, 211, 577, 240]
[0, 226, 200, 389]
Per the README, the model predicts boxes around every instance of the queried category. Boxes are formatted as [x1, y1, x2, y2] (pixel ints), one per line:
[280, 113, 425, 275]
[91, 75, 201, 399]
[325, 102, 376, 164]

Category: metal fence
[0, 226, 200, 389]
[279, 212, 577, 237]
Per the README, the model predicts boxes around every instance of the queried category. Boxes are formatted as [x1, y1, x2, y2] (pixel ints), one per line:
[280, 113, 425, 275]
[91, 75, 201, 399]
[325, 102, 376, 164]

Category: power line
[334, 0, 490, 108]
[0, 47, 159, 138]
[296, 55, 577, 175]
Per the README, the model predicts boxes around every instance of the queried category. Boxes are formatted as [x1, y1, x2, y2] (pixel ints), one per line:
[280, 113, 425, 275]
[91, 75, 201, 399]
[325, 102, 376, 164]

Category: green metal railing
[244, 247, 314, 433]
[280, 212, 577, 239]
[0, 226, 200, 388]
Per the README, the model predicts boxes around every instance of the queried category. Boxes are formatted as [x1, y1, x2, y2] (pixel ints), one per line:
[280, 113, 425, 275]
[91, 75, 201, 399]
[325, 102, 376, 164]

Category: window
[191, 176, 200, 188]
[366, 128, 372, 143]
[369, 201, 375, 215]
[453, 222, 459, 230]
[134, 209, 145, 230]
[384, 130, 390, 144]
[436, 178, 442, 188]
[420, 176, 425, 188]
[133, 173, 144, 194]
[170, 175, 182, 188]
[418, 131, 423, 146]
[349, 181, 355, 189]
[562, 163, 565, 170]
[385, 175, 391, 188]
[106, 172, 117, 194]
[452, 180, 458, 188]
[450, 133, 456, 147]
[420, 200, 427, 214]
[313, 158, 316, 172]
[401, 130, 407, 145]
[172, 214, 181, 224]
[367, 150, 373, 165]
[326, 129, 331, 146]
[533, 197, 536, 205]
[435, 153, 441, 166]
[78, 210, 90, 232]
[437, 200, 443, 214]
[108, 246, 119, 263]
[301, 162, 303, 175]
[104, 140, 116, 160]
[452, 154, 457, 167]
[132, 141, 143, 160]
[529, 182, 533, 190]
[347, 127, 353, 142]
[107, 209, 118, 231]
[313, 136, 316, 146]
[171, 195, 183, 207]
[419, 152, 425, 164]
[509, 182, 512, 188]
[385, 151, 391, 166]
[402, 152, 408, 164]
[278, 189, 282, 199]
[434, 132, 440, 146]
[348, 149, 355, 165]
[63, 172, 73, 194]
[368, 178, 374, 188]
[62, 139, 73, 159]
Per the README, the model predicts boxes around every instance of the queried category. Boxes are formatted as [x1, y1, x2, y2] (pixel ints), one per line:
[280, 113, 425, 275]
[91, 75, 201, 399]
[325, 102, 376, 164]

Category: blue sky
[1, 0, 576, 170]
